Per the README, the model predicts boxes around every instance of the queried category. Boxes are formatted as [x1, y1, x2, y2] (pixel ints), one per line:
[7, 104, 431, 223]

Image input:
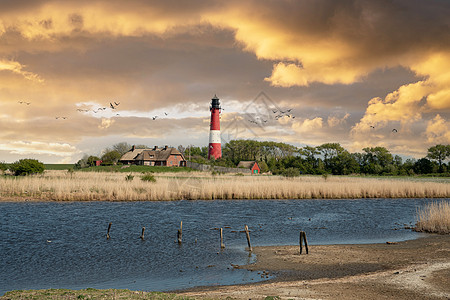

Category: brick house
[120, 145, 186, 167]
[237, 161, 261, 174]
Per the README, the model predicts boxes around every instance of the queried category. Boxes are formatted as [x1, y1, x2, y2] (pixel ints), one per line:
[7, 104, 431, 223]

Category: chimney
[153, 146, 158, 150]
[164, 145, 168, 150]
[132, 145, 136, 151]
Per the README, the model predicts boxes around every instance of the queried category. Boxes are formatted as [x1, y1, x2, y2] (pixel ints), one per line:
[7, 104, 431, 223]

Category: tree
[9, 159, 44, 176]
[317, 143, 345, 171]
[257, 161, 269, 173]
[112, 142, 133, 156]
[101, 150, 121, 165]
[427, 144, 450, 172]
[0, 161, 8, 174]
[414, 158, 435, 174]
[87, 156, 101, 167]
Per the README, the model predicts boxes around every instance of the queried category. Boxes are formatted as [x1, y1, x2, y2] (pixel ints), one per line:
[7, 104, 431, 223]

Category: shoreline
[180, 235, 450, 299]
[1, 235, 448, 299]
[1, 196, 450, 202]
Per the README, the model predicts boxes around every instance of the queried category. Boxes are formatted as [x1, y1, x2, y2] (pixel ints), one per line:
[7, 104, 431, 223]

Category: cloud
[292, 117, 323, 134]
[328, 113, 350, 128]
[0, 141, 79, 157]
[0, 0, 449, 162]
[426, 114, 450, 144]
[98, 118, 115, 130]
[0, 59, 44, 83]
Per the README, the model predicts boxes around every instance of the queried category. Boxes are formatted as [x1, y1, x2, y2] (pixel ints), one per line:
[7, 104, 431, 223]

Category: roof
[120, 147, 185, 162]
[237, 161, 258, 169]
[120, 148, 145, 161]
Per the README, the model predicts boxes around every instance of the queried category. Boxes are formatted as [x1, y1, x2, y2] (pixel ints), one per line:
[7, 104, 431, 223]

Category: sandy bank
[180, 235, 450, 299]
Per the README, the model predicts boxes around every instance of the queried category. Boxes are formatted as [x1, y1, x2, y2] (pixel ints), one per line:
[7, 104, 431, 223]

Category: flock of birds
[370, 125, 398, 133]
[17, 100, 400, 134]
[248, 108, 295, 125]
[18, 100, 174, 121]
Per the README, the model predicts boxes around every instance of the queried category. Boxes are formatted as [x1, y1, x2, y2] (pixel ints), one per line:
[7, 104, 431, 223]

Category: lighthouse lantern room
[208, 94, 222, 160]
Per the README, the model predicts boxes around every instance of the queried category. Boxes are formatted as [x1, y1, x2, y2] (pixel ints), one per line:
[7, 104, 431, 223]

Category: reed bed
[0, 170, 449, 201]
[415, 201, 450, 234]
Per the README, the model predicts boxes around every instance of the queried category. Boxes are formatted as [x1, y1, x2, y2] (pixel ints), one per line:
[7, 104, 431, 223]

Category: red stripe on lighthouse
[208, 95, 222, 160]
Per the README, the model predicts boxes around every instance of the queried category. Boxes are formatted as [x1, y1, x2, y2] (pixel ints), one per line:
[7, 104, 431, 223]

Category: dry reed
[415, 201, 450, 234]
[0, 170, 449, 202]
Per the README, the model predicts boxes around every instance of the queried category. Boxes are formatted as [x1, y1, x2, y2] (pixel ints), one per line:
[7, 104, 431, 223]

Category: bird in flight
[370, 125, 375, 129]
[392, 129, 398, 133]
[110, 103, 116, 109]
[114, 101, 120, 106]
[152, 116, 158, 120]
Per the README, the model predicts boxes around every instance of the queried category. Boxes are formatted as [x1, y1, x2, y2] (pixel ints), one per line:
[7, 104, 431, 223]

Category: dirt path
[180, 235, 450, 299]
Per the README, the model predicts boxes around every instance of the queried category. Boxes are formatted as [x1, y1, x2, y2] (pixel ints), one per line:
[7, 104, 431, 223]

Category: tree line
[72, 140, 450, 176]
[184, 140, 450, 176]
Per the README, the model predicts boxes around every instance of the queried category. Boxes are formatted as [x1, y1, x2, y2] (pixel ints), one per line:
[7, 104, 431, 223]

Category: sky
[0, 0, 449, 163]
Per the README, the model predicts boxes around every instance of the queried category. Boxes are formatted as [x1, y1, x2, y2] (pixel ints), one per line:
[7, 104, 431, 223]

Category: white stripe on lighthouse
[209, 130, 221, 144]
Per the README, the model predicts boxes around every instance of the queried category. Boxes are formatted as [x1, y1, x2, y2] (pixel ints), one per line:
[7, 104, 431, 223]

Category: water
[0, 198, 443, 295]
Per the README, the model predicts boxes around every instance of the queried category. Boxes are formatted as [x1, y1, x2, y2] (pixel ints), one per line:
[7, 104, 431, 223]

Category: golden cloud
[426, 114, 450, 144]
[0, 141, 79, 156]
[327, 113, 350, 128]
[0, 59, 44, 83]
[292, 117, 323, 134]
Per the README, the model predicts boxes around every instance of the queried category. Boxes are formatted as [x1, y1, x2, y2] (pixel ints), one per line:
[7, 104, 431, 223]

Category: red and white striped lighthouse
[208, 94, 222, 160]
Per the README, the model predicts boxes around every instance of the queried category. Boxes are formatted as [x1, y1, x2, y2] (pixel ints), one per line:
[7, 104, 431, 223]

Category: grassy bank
[0, 288, 192, 299]
[415, 200, 450, 234]
[1, 170, 449, 201]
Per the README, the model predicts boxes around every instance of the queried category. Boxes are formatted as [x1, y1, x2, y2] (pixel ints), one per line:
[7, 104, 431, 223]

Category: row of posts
[106, 221, 308, 254]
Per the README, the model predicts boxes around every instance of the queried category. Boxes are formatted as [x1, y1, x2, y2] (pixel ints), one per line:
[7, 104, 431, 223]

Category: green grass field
[44, 164, 75, 170]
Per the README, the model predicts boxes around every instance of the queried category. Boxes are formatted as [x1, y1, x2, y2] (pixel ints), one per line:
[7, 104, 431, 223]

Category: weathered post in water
[299, 231, 309, 254]
[140, 227, 145, 240]
[220, 228, 225, 249]
[177, 221, 183, 244]
[244, 225, 252, 251]
[106, 222, 112, 240]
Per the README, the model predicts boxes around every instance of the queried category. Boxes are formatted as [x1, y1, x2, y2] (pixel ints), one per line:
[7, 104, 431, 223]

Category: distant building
[120, 145, 186, 167]
[237, 161, 261, 174]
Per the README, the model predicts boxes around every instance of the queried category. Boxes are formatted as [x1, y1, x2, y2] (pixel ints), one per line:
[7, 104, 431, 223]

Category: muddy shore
[180, 235, 450, 299]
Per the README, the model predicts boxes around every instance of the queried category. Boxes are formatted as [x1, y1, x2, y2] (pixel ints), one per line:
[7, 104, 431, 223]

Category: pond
[0, 198, 440, 295]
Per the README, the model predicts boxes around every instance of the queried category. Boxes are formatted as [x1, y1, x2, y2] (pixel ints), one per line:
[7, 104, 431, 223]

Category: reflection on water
[0, 198, 441, 294]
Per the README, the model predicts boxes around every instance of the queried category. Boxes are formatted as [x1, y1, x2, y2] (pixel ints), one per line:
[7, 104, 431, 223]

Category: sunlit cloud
[0, 59, 44, 83]
[426, 114, 450, 144]
[0, 0, 449, 163]
[328, 113, 350, 128]
[292, 117, 323, 134]
[0, 141, 79, 157]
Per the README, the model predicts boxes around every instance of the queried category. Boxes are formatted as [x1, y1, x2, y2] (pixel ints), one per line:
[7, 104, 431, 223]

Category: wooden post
[299, 231, 309, 254]
[106, 222, 112, 240]
[140, 227, 145, 240]
[220, 228, 225, 249]
[177, 221, 182, 244]
[245, 225, 252, 251]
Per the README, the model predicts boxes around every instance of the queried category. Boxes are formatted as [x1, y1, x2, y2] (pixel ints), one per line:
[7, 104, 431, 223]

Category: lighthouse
[208, 94, 222, 160]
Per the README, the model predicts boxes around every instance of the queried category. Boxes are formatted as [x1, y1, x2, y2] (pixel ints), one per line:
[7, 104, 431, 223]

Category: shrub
[281, 167, 300, 177]
[141, 172, 156, 182]
[0, 161, 8, 173]
[415, 201, 450, 234]
[67, 168, 74, 178]
[125, 174, 134, 181]
[9, 159, 45, 176]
